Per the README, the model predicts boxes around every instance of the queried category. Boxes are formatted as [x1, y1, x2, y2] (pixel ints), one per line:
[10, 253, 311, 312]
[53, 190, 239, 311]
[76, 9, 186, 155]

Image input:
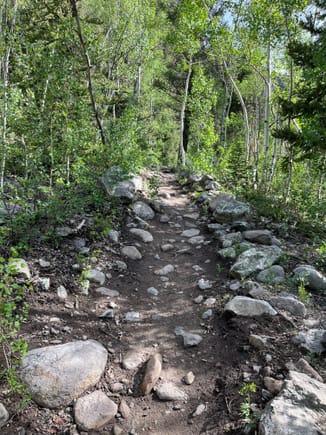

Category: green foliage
[239, 382, 259, 430]
[297, 276, 311, 304]
[0, 256, 30, 401]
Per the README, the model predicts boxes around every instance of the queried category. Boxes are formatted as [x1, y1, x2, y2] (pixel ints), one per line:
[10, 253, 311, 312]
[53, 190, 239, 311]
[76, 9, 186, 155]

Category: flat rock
[86, 269, 105, 285]
[154, 264, 175, 275]
[9, 258, 31, 280]
[20, 340, 108, 408]
[155, 382, 188, 401]
[224, 296, 277, 317]
[187, 235, 205, 245]
[122, 349, 146, 370]
[74, 391, 117, 431]
[95, 287, 120, 297]
[132, 201, 155, 220]
[129, 228, 153, 243]
[181, 228, 200, 238]
[122, 246, 142, 260]
[0, 403, 9, 428]
[293, 265, 326, 292]
[125, 311, 142, 322]
[270, 296, 306, 317]
[243, 229, 273, 245]
[259, 371, 326, 435]
[175, 327, 203, 347]
[161, 244, 174, 252]
[257, 265, 285, 284]
[292, 329, 326, 354]
[230, 246, 282, 278]
[140, 353, 162, 395]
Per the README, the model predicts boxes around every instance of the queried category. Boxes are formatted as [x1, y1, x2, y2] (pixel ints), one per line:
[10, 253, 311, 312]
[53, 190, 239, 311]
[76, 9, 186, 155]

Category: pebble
[86, 269, 105, 285]
[203, 297, 216, 306]
[119, 399, 131, 419]
[202, 309, 213, 319]
[125, 311, 142, 322]
[194, 295, 204, 304]
[147, 287, 159, 296]
[161, 244, 174, 252]
[192, 265, 204, 272]
[39, 259, 51, 268]
[39, 277, 50, 291]
[110, 382, 124, 393]
[95, 287, 120, 297]
[183, 371, 195, 385]
[181, 228, 200, 238]
[154, 264, 175, 275]
[198, 279, 213, 290]
[98, 309, 114, 319]
[57, 285, 68, 300]
[192, 403, 206, 417]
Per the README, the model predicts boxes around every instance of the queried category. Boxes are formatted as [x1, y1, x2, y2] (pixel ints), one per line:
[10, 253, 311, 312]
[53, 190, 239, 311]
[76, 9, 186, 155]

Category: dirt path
[2, 172, 313, 435]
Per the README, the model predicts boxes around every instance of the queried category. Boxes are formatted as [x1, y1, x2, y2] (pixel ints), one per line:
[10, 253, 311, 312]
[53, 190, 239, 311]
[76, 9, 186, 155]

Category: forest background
[0, 0, 325, 251]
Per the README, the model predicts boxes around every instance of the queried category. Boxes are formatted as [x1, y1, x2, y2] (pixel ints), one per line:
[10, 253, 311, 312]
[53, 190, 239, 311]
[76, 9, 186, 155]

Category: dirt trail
[2, 172, 303, 435]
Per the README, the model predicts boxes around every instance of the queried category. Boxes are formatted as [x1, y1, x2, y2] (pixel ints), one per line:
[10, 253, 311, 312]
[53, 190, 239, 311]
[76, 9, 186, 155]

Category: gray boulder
[243, 230, 273, 245]
[20, 340, 108, 408]
[270, 296, 306, 318]
[210, 193, 252, 223]
[100, 167, 142, 201]
[74, 391, 117, 431]
[230, 246, 282, 278]
[292, 329, 326, 354]
[257, 265, 285, 284]
[132, 201, 155, 220]
[293, 265, 326, 292]
[129, 228, 153, 243]
[224, 296, 277, 317]
[259, 371, 326, 435]
[122, 246, 142, 260]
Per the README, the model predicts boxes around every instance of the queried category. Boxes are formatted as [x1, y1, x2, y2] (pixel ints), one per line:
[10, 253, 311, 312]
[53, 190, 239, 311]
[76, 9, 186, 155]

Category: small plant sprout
[239, 382, 259, 431]
[297, 275, 311, 304]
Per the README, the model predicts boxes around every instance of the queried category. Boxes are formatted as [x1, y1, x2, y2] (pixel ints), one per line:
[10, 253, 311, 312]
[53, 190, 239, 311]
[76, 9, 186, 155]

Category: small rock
[39, 277, 50, 291]
[270, 296, 306, 318]
[183, 371, 195, 385]
[160, 214, 170, 223]
[0, 403, 9, 428]
[243, 229, 273, 245]
[122, 246, 142, 260]
[175, 327, 203, 347]
[98, 309, 114, 319]
[161, 244, 174, 252]
[56, 226, 73, 237]
[217, 247, 236, 260]
[108, 230, 119, 243]
[130, 228, 153, 243]
[114, 260, 128, 272]
[140, 353, 162, 395]
[125, 311, 142, 322]
[147, 287, 159, 296]
[181, 228, 200, 238]
[229, 281, 241, 291]
[74, 391, 117, 431]
[154, 264, 175, 275]
[39, 259, 51, 268]
[113, 424, 123, 435]
[293, 358, 323, 382]
[192, 403, 206, 417]
[119, 399, 131, 419]
[249, 334, 267, 350]
[202, 309, 213, 319]
[110, 382, 124, 393]
[194, 295, 204, 304]
[192, 265, 204, 272]
[203, 297, 216, 306]
[155, 382, 188, 401]
[9, 258, 31, 280]
[95, 287, 120, 297]
[187, 235, 205, 245]
[86, 269, 105, 285]
[57, 285, 68, 300]
[122, 350, 145, 370]
[264, 377, 284, 395]
[132, 201, 155, 220]
[198, 279, 212, 290]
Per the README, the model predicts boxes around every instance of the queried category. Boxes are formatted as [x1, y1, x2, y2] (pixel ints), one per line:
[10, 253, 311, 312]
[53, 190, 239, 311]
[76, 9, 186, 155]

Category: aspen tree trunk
[178, 60, 192, 167]
[317, 155, 325, 201]
[0, 0, 17, 191]
[70, 0, 106, 146]
[262, 41, 272, 188]
[223, 61, 250, 162]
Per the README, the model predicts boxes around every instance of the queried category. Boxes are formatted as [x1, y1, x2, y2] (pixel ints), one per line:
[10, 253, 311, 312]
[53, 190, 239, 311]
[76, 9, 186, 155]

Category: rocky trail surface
[0, 171, 325, 435]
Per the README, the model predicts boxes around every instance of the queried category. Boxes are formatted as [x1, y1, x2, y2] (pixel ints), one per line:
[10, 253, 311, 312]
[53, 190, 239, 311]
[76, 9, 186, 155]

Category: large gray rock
[224, 296, 277, 317]
[257, 265, 285, 285]
[230, 246, 282, 278]
[100, 167, 142, 201]
[270, 296, 306, 318]
[293, 265, 326, 292]
[132, 201, 155, 220]
[74, 391, 117, 431]
[129, 228, 153, 243]
[259, 371, 326, 435]
[292, 329, 326, 354]
[20, 340, 108, 408]
[243, 230, 273, 245]
[209, 193, 252, 223]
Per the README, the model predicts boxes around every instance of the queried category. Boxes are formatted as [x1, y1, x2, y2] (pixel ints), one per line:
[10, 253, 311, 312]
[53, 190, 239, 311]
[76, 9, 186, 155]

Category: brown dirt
[0, 172, 325, 435]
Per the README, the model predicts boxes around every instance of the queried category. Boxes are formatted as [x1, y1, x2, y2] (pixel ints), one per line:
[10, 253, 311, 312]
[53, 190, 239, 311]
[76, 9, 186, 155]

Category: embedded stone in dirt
[0, 403, 9, 428]
[155, 382, 188, 401]
[183, 371, 195, 385]
[198, 278, 213, 290]
[108, 229, 120, 243]
[192, 403, 206, 417]
[256, 265, 285, 284]
[230, 246, 282, 278]
[122, 349, 146, 370]
[125, 311, 142, 322]
[160, 214, 170, 223]
[161, 243, 174, 252]
[140, 353, 162, 396]
[20, 340, 108, 408]
[259, 371, 326, 435]
[119, 398, 131, 419]
[184, 212, 200, 220]
[293, 265, 326, 292]
[147, 287, 159, 296]
[218, 247, 237, 260]
[129, 228, 153, 243]
[95, 287, 120, 297]
[292, 329, 326, 354]
[74, 391, 117, 431]
[202, 309, 213, 319]
[224, 296, 277, 317]
[210, 194, 252, 223]
[243, 229, 273, 245]
[187, 235, 205, 245]
[57, 285, 68, 300]
[9, 258, 31, 280]
[181, 228, 200, 238]
[132, 201, 155, 220]
[154, 264, 175, 275]
[194, 295, 204, 304]
[86, 269, 105, 285]
[122, 246, 142, 260]
[175, 327, 203, 347]
[270, 296, 306, 318]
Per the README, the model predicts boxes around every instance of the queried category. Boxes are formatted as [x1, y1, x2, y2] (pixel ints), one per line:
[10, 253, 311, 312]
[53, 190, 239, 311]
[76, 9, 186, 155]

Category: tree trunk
[70, 0, 106, 146]
[178, 60, 192, 167]
[261, 41, 272, 188]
